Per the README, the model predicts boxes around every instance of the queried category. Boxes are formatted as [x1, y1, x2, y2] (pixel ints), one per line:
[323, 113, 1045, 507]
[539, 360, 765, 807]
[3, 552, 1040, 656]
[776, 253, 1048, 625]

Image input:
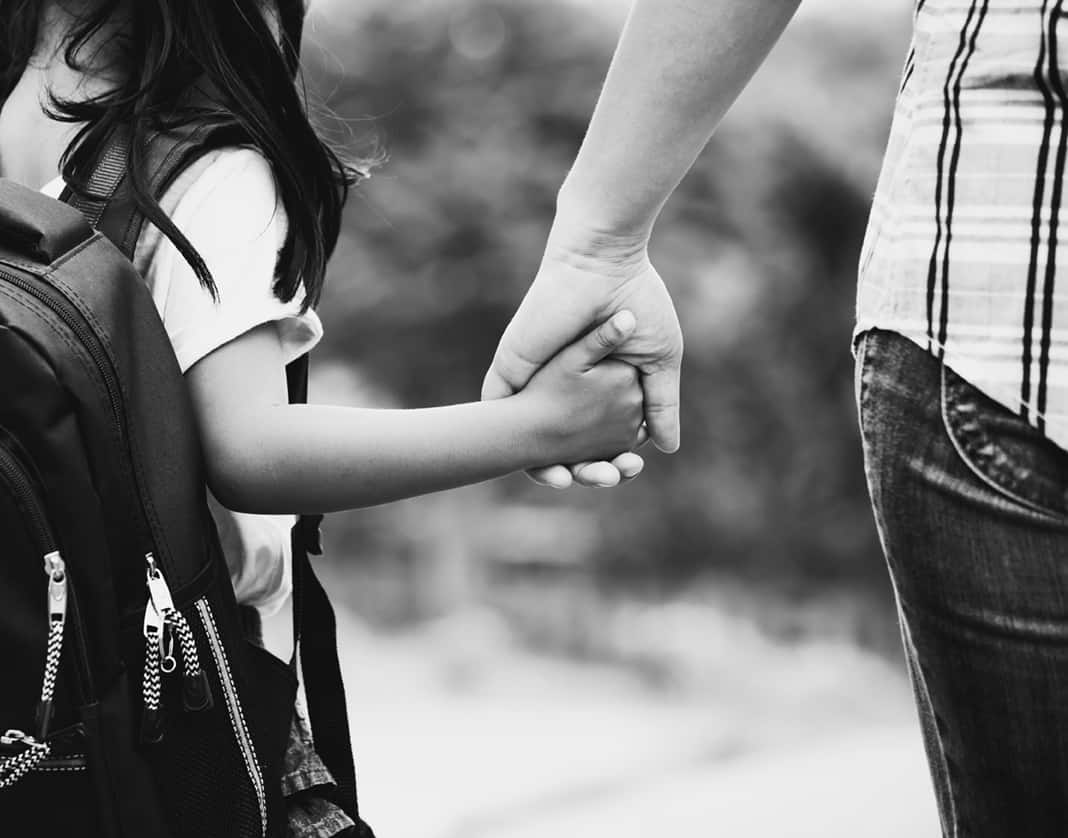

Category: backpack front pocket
[0, 439, 100, 835]
[133, 562, 279, 838]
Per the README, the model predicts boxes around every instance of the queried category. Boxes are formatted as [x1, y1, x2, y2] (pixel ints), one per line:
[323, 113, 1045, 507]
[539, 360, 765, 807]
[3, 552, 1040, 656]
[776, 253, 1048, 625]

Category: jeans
[856, 328, 1068, 836]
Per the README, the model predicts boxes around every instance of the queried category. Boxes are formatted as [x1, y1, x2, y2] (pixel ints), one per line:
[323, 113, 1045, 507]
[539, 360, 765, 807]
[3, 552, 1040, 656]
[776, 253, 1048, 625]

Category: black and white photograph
[1, 1, 1065, 836]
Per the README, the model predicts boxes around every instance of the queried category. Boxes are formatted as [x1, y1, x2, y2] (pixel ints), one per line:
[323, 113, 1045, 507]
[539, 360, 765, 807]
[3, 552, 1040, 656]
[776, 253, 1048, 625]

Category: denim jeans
[856, 328, 1068, 836]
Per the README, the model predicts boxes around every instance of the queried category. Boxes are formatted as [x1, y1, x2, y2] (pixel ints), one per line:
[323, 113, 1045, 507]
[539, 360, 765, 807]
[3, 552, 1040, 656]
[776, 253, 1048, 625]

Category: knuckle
[492, 352, 534, 389]
[643, 399, 679, 415]
[595, 325, 618, 349]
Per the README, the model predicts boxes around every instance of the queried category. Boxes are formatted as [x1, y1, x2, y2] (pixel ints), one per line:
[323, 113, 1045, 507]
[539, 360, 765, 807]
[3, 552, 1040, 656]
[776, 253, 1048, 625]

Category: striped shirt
[856, 0, 1068, 450]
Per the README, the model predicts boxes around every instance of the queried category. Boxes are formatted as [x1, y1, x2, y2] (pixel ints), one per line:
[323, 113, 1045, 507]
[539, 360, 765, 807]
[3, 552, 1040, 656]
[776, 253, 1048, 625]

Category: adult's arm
[483, 0, 803, 487]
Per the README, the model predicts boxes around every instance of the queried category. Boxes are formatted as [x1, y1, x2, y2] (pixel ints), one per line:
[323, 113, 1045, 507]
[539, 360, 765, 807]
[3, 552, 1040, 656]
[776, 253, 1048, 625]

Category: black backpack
[0, 131, 372, 838]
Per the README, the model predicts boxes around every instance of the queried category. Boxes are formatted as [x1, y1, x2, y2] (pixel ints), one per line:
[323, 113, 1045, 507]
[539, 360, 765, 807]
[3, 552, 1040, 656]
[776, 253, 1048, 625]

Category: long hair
[0, 0, 365, 309]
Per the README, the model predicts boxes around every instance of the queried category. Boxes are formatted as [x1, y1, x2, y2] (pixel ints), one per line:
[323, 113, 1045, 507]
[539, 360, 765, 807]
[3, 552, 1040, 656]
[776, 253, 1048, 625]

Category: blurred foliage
[302, 1, 912, 615]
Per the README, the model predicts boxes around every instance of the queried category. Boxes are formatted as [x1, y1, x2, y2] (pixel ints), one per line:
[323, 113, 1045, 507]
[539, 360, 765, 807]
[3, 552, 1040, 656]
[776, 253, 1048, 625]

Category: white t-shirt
[41, 148, 322, 645]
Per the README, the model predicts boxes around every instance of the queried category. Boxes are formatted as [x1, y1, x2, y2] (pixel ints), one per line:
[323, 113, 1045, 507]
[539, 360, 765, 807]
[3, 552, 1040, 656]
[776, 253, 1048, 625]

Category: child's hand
[519, 310, 645, 466]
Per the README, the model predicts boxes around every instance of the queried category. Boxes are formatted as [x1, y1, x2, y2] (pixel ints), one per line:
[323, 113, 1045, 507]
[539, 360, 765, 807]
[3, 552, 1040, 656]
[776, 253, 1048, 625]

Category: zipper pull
[0, 730, 49, 789]
[1, 729, 33, 746]
[160, 624, 177, 675]
[35, 552, 67, 739]
[44, 552, 67, 626]
[144, 554, 213, 713]
[142, 598, 163, 650]
[182, 667, 213, 713]
[145, 553, 175, 614]
[140, 600, 165, 745]
[145, 553, 177, 673]
[167, 610, 213, 713]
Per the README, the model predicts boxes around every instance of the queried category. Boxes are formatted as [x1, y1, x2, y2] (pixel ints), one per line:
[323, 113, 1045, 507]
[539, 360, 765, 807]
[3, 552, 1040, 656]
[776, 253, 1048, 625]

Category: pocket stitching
[854, 331, 873, 431]
[939, 365, 1068, 523]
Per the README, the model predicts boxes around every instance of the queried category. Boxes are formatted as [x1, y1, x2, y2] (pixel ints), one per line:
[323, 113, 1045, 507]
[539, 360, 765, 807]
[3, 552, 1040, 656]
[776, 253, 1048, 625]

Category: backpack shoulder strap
[287, 360, 369, 832]
[59, 123, 227, 263]
[59, 132, 129, 232]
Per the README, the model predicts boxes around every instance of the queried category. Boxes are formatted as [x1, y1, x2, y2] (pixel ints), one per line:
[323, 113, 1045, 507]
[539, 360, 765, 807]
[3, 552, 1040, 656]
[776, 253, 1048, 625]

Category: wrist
[541, 219, 652, 300]
[509, 388, 568, 468]
[550, 184, 654, 266]
[551, 171, 657, 240]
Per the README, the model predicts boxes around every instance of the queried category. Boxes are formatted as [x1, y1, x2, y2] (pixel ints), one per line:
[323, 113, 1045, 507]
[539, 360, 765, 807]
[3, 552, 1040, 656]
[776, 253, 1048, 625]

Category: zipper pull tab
[160, 623, 177, 675]
[44, 552, 67, 626]
[36, 552, 67, 739]
[143, 554, 213, 713]
[142, 598, 163, 643]
[167, 610, 213, 713]
[144, 554, 175, 614]
[182, 668, 213, 713]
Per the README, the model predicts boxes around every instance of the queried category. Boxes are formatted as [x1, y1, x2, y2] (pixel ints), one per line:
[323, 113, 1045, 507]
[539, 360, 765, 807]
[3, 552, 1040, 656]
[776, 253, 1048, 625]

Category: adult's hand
[480, 0, 804, 488]
[475, 0, 802, 487]
[482, 216, 683, 488]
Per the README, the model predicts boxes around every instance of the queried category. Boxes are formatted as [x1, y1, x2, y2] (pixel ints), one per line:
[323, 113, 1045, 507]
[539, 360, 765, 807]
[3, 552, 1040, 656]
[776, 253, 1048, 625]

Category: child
[0, 1, 645, 834]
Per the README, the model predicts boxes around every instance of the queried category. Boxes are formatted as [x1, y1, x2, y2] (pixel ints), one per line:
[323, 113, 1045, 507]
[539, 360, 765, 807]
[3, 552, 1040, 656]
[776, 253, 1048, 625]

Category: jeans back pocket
[940, 363, 1068, 522]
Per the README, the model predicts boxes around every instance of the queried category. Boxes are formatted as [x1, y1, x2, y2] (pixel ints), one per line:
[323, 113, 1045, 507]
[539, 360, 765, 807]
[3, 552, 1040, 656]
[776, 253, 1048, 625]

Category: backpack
[0, 130, 373, 838]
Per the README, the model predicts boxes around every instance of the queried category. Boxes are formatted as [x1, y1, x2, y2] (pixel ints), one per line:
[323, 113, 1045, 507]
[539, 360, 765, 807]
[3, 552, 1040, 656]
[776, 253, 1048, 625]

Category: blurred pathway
[488, 727, 939, 838]
[333, 608, 940, 838]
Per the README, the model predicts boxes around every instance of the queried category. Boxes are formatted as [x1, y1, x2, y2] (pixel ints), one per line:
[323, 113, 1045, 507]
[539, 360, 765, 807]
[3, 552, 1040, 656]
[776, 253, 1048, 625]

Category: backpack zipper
[0, 441, 93, 704]
[0, 266, 264, 824]
[196, 598, 267, 837]
[0, 444, 92, 789]
[37, 551, 67, 739]
[1, 727, 88, 785]
[140, 554, 212, 744]
[0, 437, 53, 550]
[0, 729, 51, 788]
[0, 554, 67, 789]
[140, 589, 165, 745]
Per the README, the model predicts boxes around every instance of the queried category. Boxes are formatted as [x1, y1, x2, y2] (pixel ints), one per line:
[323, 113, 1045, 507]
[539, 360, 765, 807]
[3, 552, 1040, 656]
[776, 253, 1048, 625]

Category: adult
[485, 1, 1068, 834]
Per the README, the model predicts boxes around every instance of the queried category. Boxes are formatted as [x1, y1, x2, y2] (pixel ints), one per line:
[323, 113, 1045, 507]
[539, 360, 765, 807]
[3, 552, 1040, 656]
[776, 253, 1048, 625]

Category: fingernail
[613, 310, 636, 334]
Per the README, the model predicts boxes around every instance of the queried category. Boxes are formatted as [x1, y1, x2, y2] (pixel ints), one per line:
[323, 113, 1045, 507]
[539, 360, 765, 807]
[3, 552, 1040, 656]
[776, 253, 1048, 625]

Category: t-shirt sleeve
[140, 148, 319, 627]
[144, 148, 323, 373]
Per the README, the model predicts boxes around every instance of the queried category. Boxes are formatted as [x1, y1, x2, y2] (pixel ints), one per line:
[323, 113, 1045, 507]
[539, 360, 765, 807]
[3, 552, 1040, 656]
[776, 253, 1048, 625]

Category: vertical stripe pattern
[926, 1, 989, 354]
[857, 0, 1068, 453]
[1037, 0, 1068, 425]
[1021, 0, 1057, 420]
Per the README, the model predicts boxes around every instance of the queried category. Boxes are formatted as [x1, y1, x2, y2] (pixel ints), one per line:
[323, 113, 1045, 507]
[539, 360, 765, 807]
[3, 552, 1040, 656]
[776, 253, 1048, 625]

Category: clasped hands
[481, 220, 683, 488]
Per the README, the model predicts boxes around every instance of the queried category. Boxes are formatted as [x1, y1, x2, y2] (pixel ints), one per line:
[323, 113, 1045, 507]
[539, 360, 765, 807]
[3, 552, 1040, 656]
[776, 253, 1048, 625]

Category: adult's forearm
[558, 0, 802, 239]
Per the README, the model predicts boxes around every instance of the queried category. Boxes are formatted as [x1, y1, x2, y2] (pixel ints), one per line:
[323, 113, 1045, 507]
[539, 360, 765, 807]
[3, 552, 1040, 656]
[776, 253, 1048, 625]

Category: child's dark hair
[0, 0, 364, 309]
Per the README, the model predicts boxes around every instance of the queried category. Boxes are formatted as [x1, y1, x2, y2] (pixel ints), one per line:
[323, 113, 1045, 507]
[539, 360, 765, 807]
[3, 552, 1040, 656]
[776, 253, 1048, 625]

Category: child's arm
[185, 311, 643, 514]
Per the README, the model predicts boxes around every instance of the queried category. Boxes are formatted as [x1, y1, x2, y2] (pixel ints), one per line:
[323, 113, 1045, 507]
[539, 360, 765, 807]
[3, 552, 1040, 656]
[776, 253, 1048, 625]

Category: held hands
[518, 311, 646, 468]
[482, 218, 683, 487]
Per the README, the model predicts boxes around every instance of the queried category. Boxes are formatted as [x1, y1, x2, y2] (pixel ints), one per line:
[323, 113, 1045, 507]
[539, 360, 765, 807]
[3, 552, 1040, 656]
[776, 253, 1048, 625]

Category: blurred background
[298, 1, 940, 835]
